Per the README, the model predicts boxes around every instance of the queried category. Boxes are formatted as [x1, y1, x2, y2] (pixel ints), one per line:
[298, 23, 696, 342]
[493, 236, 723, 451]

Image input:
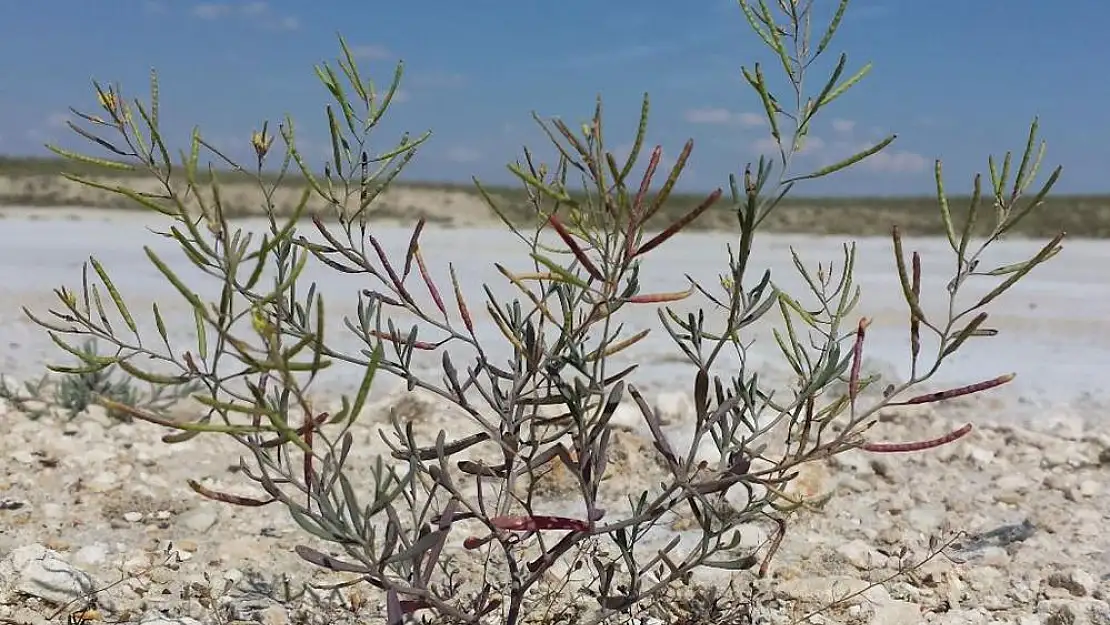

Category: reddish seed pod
[861, 423, 973, 453]
[896, 374, 1014, 405]
[490, 515, 590, 532]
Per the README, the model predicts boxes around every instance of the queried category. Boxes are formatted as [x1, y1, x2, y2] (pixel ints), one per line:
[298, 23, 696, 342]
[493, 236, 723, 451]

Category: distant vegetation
[0, 155, 1098, 237]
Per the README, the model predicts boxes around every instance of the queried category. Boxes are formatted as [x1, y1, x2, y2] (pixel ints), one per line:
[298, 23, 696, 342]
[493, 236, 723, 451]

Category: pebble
[177, 505, 220, 534]
[0, 544, 101, 607]
[1077, 479, 1102, 498]
[0, 382, 1106, 623]
[1037, 597, 1110, 625]
[870, 599, 922, 625]
[776, 575, 890, 606]
[836, 539, 886, 571]
[654, 390, 695, 425]
[1048, 568, 1099, 597]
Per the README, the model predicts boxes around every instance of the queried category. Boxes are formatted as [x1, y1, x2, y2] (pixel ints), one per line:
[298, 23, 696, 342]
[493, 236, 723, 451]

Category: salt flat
[0, 209, 1108, 623]
[0, 209, 1104, 423]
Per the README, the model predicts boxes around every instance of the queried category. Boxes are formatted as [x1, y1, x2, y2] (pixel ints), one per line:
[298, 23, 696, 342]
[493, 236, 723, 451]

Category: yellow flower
[97, 90, 117, 112]
[251, 129, 274, 160]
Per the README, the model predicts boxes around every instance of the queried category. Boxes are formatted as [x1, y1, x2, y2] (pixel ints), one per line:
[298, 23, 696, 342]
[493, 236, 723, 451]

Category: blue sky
[0, 0, 1105, 195]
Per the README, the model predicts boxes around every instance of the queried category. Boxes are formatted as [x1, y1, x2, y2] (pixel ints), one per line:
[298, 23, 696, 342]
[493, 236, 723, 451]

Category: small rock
[1077, 480, 1102, 498]
[1048, 568, 1099, 598]
[608, 402, 644, 431]
[965, 445, 996, 467]
[1038, 597, 1110, 625]
[1046, 415, 1087, 441]
[776, 575, 889, 606]
[39, 503, 64, 519]
[86, 471, 120, 493]
[0, 544, 98, 606]
[259, 605, 291, 625]
[995, 473, 1033, 492]
[654, 391, 694, 424]
[178, 505, 220, 534]
[828, 450, 875, 477]
[783, 462, 836, 508]
[73, 543, 110, 567]
[123, 511, 144, 523]
[978, 546, 1010, 567]
[906, 504, 946, 534]
[836, 540, 886, 571]
[175, 539, 199, 553]
[42, 537, 70, 552]
[870, 599, 922, 625]
[931, 608, 991, 625]
[140, 618, 205, 625]
[82, 404, 114, 426]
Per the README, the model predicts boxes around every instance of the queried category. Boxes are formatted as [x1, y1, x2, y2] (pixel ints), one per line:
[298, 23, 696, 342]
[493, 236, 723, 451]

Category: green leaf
[743, 64, 782, 148]
[813, 0, 849, 59]
[144, 247, 207, 312]
[116, 359, 187, 386]
[1012, 116, 1039, 197]
[88, 258, 137, 337]
[786, 135, 895, 183]
[45, 145, 135, 171]
[958, 175, 982, 261]
[804, 53, 847, 128]
[972, 233, 1064, 310]
[346, 343, 383, 427]
[817, 62, 872, 108]
[891, 228, 928, 323]
[1000, 165, 1062, 236]
[152, 302, 170, 350]
[934, 160, 958, 254]
[530, 253, 590, 289]
[194, 306, 208, 360]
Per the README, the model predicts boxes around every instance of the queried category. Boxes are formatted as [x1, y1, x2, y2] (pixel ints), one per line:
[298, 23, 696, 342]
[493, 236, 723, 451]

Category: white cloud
[45, 113, 70, 129]
[684, 107, 765, 128]
[409, 71, 467, 88]
[831, 118, 856, 134]
[350, 44, 392, 60]
[190, 3, 232, 19]
[751, 121, 928, 176]
[735, 112, 766, 128]
[189, 2, 298, 31]
[684, 108, 732, 125]
[752, 135, 825, 155]
[609, 142, 699, 183]
[444, 146, 481, 163]
[751, 136, 778, 153]
[241, 1, 267, 15]
[142, 0, 167, 14]
[857, 147, 929, 174]
[269, 15, 299, 32]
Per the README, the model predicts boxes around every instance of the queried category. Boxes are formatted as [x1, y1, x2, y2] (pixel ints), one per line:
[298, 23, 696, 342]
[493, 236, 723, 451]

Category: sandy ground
[0, 208, 1107, 624]
[0, 176, 501, 226]
[0, 205, 1106, 419]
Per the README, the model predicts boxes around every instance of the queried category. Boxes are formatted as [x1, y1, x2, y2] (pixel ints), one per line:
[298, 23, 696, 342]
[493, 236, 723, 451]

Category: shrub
[0, 338, 201, 421]
[29, 0, 1063, 622]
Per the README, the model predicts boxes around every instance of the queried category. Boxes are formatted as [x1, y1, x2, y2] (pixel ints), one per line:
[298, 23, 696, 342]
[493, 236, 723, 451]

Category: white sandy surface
[0, 208, 1108, 624]
[0, 208, 1104, 423]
